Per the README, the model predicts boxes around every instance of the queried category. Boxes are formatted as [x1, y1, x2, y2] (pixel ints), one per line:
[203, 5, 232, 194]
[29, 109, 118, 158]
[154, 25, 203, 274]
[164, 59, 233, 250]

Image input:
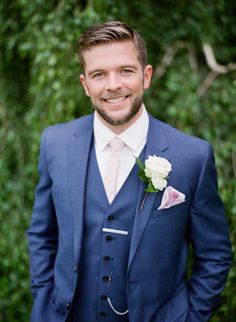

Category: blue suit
[27, 114, 232, 322]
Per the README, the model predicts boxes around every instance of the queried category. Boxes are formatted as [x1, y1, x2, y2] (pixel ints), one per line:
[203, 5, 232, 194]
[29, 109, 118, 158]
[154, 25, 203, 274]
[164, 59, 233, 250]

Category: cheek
[86, 82, 104, 99]
[127, 79, 143, 93]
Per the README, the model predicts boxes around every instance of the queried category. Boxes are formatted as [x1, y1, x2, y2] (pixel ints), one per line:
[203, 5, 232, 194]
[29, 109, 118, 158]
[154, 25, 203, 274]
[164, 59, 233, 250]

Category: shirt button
[100, 294, 108, 300]
[106, 235, 113, 241]
[99, 312, 107, 318]
[102, 275, 109, 282]
[107, 215, 115, 221]
[103, 256, 110, 262]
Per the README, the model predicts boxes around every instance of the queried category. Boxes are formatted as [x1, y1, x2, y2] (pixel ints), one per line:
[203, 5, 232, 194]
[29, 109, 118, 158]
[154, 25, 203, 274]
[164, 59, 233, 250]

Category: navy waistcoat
[70, 140, 144, 322]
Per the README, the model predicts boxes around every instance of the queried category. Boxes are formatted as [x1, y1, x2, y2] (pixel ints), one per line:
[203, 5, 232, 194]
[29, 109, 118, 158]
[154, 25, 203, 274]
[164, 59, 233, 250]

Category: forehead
[83, 40, 141, 72]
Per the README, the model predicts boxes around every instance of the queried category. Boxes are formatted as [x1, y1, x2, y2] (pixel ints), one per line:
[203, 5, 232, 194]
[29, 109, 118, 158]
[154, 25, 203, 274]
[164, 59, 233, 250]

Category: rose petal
[151, 177, 167, 191]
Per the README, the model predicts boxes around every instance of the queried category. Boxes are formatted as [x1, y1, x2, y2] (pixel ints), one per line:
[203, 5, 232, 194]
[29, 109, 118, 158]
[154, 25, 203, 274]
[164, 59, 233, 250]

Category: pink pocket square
[158, 186, 185, 210]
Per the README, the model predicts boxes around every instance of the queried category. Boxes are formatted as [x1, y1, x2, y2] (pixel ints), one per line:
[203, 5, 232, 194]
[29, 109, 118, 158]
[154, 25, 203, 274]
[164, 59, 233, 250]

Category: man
[27, 21, 232, 322]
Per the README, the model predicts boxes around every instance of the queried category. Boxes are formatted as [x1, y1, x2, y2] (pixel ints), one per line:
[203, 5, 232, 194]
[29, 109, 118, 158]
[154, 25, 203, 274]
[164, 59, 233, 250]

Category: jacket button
[103, 256, 110, 262]
[100, 294, 108, 300]
[74, 265, 78, 273]
[66, 303, 71, 310]
[107, 215, 115, 221]
[99, 312, 107, 318]
[102, 275, 109, 282]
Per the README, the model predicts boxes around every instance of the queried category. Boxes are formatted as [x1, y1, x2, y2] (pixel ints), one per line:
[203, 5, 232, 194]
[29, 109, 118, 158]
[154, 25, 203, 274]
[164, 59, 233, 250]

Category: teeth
[105, 96, 127, 104]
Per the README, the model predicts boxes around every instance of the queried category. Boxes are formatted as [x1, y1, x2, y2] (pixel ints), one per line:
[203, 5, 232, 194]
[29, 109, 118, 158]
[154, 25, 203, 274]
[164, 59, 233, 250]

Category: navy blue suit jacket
[27, 114, 232, 322]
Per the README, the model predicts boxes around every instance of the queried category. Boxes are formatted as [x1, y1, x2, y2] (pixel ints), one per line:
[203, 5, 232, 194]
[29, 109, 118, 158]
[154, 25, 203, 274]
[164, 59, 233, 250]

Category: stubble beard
[92, 92, 144, 126]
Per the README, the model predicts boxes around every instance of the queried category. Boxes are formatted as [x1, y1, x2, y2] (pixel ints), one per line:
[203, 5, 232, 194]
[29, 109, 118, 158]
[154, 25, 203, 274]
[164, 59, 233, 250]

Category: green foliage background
[0, 0, 235, 321]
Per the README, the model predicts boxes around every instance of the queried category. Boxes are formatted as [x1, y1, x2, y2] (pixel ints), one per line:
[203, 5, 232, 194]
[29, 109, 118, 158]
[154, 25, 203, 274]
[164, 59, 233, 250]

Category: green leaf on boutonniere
[135, 157, 148, 183]
[145, 180, 157, 193]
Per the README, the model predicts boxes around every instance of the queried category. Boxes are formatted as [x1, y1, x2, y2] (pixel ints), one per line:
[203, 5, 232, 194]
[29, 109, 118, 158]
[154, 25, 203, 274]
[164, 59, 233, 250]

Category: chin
[95, 99, 142, 127]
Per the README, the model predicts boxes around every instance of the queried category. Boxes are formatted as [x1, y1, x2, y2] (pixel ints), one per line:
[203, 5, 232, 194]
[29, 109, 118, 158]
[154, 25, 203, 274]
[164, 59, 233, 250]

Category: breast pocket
[151, 199, 190, 219]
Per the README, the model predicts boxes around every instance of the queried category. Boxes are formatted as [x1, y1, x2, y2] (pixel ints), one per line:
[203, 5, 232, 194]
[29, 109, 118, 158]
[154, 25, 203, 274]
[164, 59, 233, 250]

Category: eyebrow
[120, 65, 139, 70]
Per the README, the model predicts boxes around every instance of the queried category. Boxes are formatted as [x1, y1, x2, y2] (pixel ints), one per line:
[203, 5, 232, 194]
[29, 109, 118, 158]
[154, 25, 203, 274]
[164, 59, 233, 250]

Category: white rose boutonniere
[136, 155, 172, 209]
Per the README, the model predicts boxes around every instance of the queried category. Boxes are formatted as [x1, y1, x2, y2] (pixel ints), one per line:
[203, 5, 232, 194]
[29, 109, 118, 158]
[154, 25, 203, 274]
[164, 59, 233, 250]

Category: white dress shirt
[93, 105, 149, 196]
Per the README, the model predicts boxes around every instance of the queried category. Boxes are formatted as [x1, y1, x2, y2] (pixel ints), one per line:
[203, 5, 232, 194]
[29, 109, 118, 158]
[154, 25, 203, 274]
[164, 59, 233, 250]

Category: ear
[80, 74, 90, 97]
[143, 64, 153, 90]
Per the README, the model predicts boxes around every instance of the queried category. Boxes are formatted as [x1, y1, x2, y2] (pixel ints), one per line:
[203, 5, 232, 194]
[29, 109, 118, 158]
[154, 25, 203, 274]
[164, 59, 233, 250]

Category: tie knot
[109, 137, 125, 152]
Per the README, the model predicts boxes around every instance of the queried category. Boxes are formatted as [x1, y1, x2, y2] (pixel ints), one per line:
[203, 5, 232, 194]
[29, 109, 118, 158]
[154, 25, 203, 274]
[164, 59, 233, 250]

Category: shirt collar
[93, 105, 149, 151]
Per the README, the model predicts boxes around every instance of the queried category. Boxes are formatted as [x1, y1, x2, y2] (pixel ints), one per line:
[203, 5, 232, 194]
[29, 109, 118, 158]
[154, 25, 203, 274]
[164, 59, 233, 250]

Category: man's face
[80, 40, 153, 133]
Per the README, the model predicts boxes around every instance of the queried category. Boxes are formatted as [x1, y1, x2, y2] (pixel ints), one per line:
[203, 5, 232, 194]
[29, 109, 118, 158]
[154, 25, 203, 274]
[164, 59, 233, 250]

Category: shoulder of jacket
[42, 114, 93, 138]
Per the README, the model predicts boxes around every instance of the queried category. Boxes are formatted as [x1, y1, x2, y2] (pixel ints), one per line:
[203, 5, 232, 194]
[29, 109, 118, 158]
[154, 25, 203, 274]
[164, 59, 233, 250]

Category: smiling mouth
[103, 96, 129, 104]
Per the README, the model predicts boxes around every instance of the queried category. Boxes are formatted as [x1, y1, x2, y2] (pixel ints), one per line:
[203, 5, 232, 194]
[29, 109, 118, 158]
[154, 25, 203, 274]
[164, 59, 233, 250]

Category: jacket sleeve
[27, 127, 58, 298]
[186, 143, 232, 321]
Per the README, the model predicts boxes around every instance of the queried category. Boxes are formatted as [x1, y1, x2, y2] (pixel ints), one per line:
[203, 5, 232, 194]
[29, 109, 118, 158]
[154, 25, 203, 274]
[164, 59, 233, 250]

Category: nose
[105, 73, 122, 91]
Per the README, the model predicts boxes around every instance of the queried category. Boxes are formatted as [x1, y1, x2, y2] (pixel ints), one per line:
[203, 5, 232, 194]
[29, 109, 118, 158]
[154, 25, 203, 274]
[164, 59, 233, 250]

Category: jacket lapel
[67, 116, 93, 265]
[128, 115, 170, 270]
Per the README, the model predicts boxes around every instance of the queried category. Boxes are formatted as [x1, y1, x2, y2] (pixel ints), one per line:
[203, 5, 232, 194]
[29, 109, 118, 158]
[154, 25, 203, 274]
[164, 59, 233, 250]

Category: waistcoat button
[103, 256, 110, 262]
[102, 275, 109, 282]
[99, 312, 107, 318]
[106, 235, 113, 241]
[107, 215, 115, 221]
[100, 294, 108, 300]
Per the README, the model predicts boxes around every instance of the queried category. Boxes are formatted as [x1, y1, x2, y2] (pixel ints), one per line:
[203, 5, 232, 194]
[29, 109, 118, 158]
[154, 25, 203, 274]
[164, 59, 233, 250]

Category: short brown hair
[77, 21, 147, 70]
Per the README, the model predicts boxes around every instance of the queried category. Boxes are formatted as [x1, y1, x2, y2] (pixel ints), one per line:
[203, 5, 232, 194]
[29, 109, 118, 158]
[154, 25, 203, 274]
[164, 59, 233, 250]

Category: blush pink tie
[104, 137, 125, 203]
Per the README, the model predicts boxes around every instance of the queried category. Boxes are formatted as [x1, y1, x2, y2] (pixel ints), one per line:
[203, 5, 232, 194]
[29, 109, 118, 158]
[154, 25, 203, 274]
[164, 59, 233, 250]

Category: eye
[121, 68, 134, 74]
[92, 72, 104, 79]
